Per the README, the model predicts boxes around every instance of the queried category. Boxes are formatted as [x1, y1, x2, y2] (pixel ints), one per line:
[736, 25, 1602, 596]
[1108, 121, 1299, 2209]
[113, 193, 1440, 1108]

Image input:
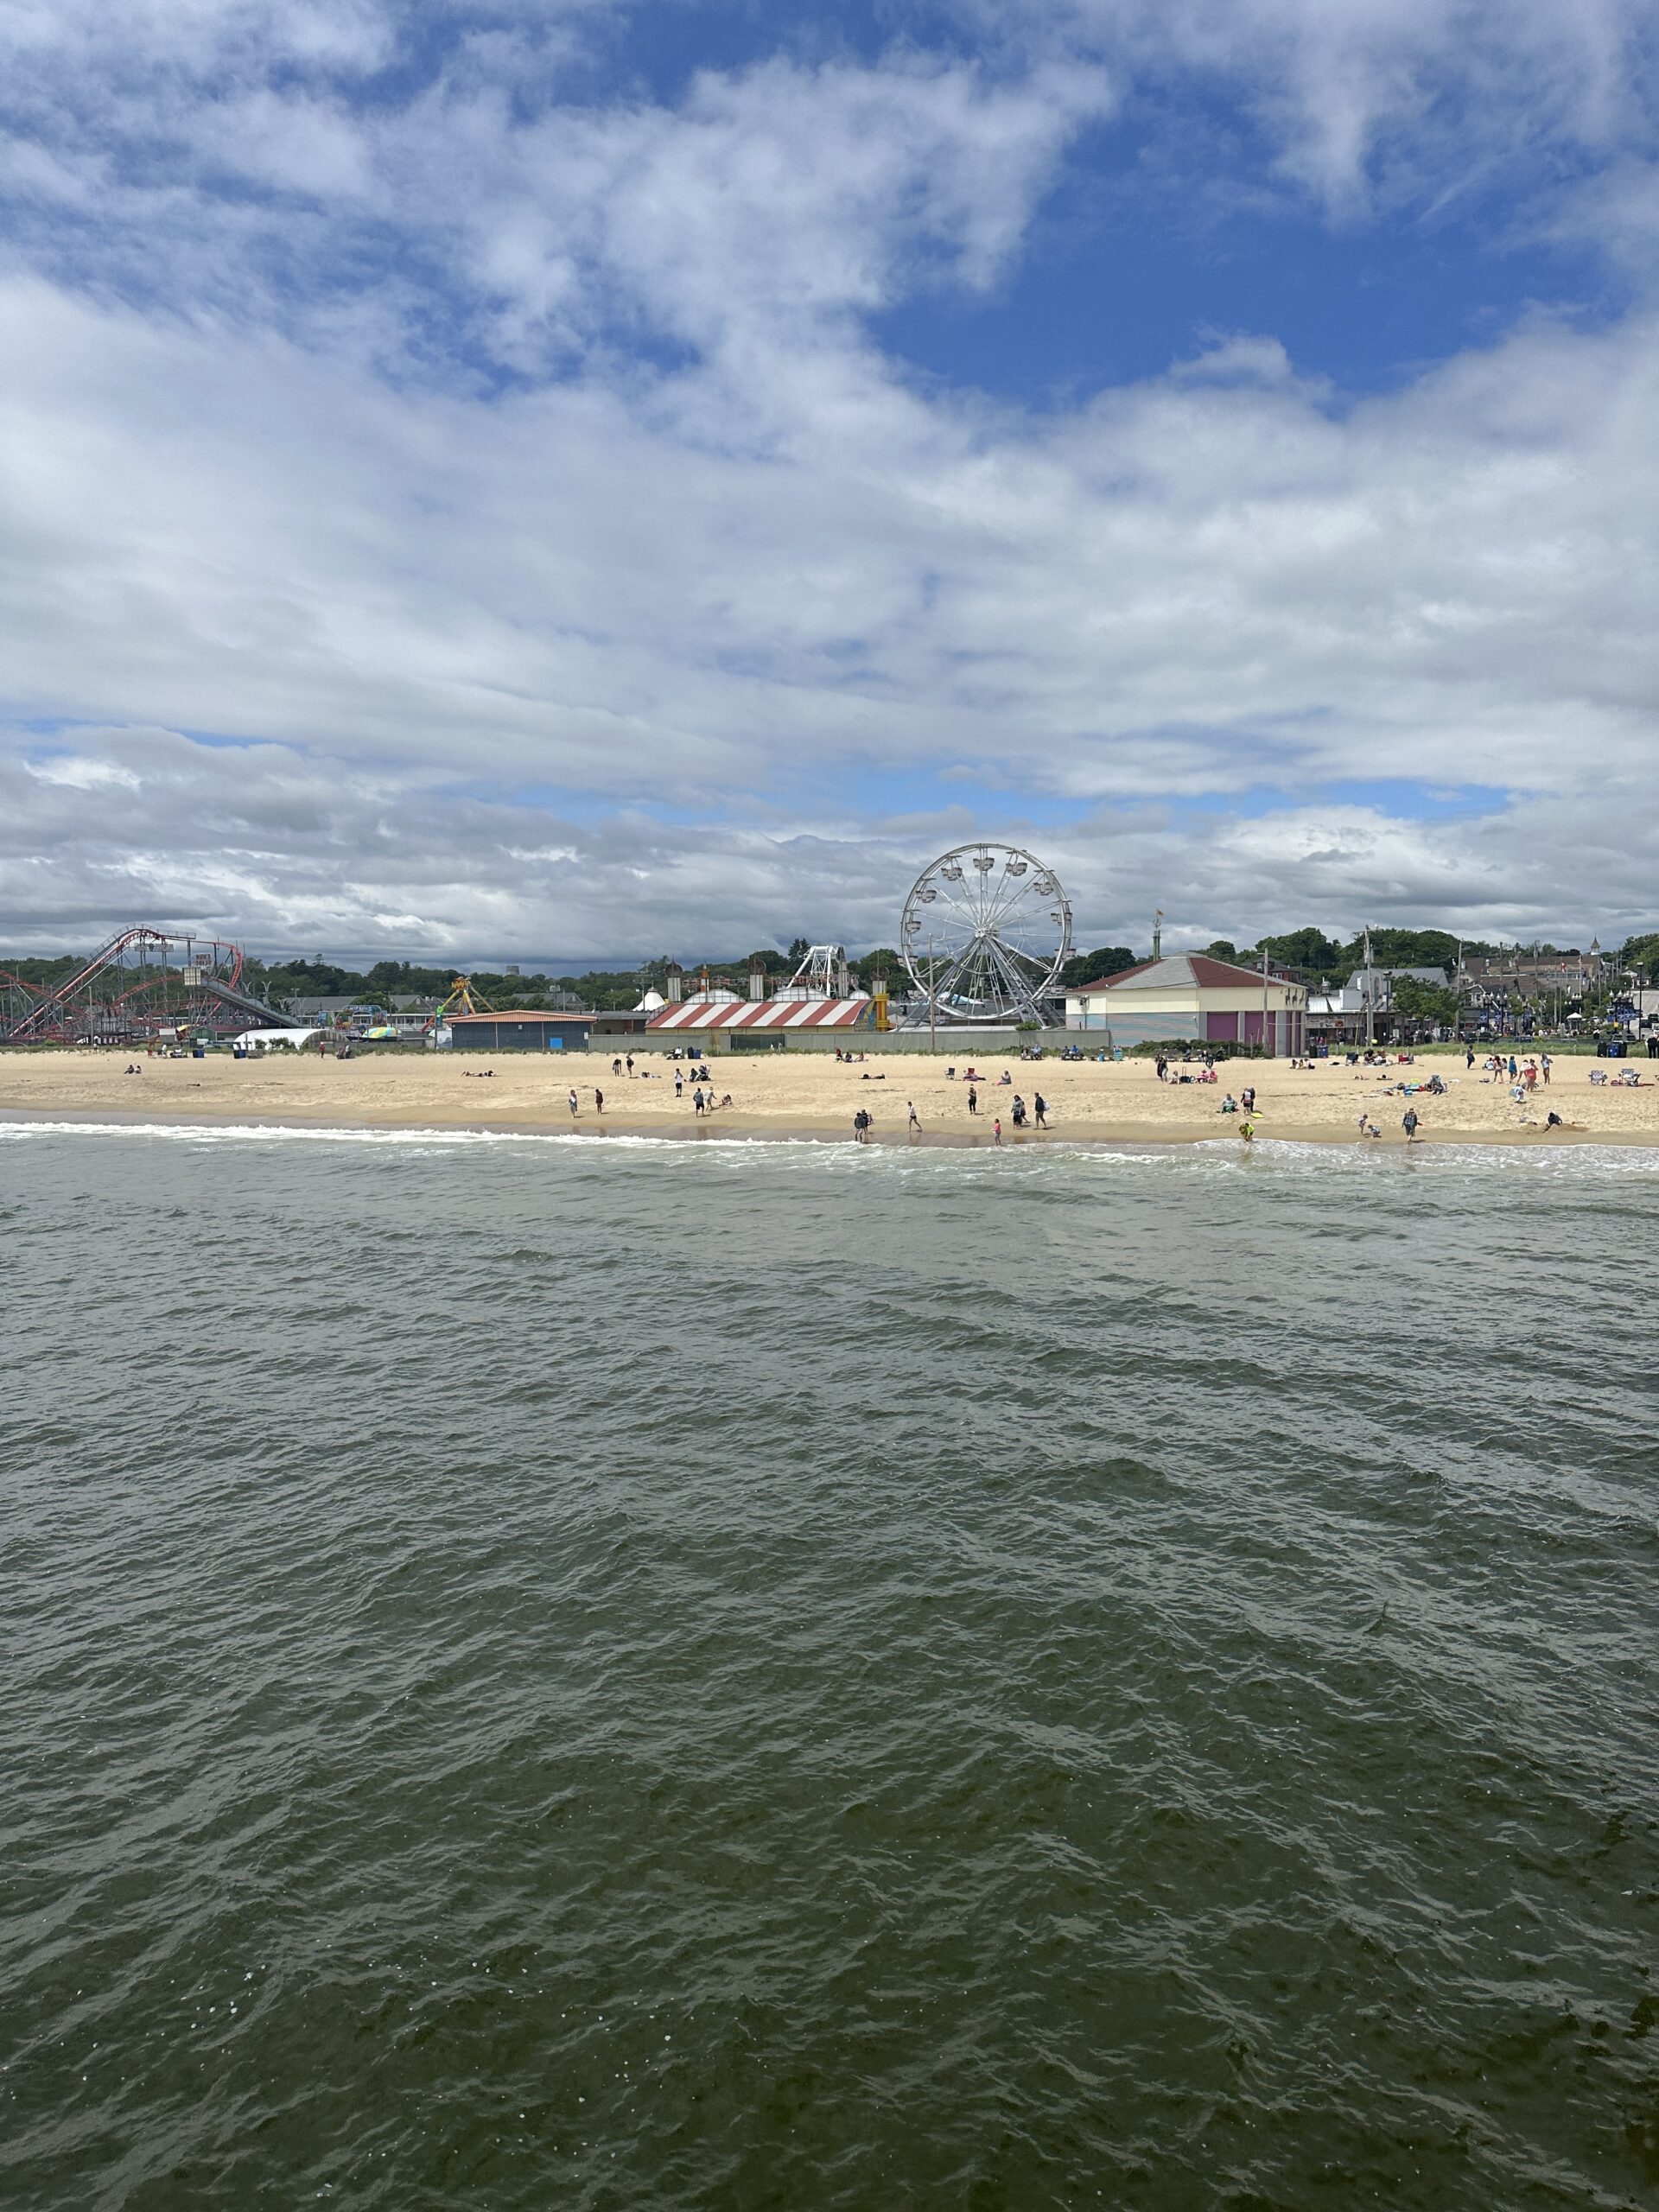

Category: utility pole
[1261, 944, 1269, 1057]
[928, 934, 937, 1056]
[1363, 926, 1376, 1049]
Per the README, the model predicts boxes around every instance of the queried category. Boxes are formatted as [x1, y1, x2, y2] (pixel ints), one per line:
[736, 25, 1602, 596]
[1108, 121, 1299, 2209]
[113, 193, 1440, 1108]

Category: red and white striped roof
[647, 993, 873, 1031]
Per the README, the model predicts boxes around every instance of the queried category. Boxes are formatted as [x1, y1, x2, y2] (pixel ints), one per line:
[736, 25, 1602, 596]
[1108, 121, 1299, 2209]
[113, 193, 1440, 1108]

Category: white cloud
[0, 4, 1656, 957]
[2, 272, 1657, 950]
[966, 0, 1656, 213]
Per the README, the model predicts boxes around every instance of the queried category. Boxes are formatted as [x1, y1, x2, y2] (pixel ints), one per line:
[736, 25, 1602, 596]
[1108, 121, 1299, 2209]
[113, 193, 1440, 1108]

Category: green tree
[1619, 932, 1659, 984]
[1390, 976, 1460, 1025]
[1341, 928, 1459, 975]
[855, 947, 904, 990]
[1256, 926, 1344, 976]
[1200, 939, 1238, 963]
[1061, 945, 1139, 988]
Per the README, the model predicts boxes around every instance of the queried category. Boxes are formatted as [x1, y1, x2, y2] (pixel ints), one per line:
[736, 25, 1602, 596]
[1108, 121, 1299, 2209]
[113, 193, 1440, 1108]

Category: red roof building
[1065, 955, 1306, 1055]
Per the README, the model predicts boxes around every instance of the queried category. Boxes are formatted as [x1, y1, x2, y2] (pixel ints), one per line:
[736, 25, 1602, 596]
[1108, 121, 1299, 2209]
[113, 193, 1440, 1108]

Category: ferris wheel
[899, 842, 1072, 1026]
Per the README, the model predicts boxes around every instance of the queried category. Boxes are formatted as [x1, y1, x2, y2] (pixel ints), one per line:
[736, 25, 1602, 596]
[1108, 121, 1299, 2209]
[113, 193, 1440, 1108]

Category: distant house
[1065, 954, 1307, 1055]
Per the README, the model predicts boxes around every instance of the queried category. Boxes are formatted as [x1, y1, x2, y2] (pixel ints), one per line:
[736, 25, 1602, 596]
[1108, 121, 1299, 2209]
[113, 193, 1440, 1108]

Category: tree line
[6, 929, 1655, 1015]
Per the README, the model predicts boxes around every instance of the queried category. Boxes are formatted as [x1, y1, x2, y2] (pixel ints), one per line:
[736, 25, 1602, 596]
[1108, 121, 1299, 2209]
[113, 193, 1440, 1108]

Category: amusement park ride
[2, 842, 1075, 1047]
[0, 927, 298, 1046]
[899, 842, 1072, 1027]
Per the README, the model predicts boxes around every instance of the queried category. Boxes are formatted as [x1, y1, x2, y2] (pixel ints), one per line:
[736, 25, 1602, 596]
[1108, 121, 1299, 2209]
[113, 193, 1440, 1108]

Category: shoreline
[2, 1102, 1652, 1150]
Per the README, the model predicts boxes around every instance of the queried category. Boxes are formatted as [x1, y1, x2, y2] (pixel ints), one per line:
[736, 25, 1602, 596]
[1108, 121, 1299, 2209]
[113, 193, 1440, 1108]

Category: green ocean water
[3, 1122, 1656, 2210]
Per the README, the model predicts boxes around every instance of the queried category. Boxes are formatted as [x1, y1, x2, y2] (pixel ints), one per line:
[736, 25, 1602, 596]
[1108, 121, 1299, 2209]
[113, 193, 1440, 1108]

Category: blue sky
[1, 0, 1656, 960]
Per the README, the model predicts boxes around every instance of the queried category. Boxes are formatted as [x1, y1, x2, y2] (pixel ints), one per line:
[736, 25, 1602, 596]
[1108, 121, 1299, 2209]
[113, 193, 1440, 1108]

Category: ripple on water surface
[2, 1129, 1656, 2210]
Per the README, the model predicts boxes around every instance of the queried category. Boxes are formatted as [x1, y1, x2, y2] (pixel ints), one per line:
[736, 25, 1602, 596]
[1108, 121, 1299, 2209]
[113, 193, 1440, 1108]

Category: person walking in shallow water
[907, 1100, 920, 1133]
[992, 1117, 1001, 1145]
[1402, 1106, 1420, 1142]
[568, 1088, 579, 1118]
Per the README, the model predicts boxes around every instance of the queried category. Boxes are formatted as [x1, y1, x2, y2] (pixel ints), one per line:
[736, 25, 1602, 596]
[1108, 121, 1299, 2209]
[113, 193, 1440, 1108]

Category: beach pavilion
[1065, 954, 1307, 1055]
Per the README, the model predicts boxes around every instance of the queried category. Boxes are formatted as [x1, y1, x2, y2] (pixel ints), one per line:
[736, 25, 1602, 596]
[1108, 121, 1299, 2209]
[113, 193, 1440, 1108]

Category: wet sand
[3, 1047, 1656, 1145]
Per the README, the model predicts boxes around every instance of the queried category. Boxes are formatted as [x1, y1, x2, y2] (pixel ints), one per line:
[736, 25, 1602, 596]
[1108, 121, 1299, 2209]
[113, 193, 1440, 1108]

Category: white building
[1065, 954, 1307, 1055]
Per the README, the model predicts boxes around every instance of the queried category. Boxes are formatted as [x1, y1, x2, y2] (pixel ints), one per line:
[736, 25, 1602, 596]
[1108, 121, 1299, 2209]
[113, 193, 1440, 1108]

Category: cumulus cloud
[0, 2, 1655, 958]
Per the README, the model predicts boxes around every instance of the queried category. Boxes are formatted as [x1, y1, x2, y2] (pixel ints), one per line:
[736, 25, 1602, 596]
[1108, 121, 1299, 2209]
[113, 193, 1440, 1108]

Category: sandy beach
[3, 1046, 1656, 1145]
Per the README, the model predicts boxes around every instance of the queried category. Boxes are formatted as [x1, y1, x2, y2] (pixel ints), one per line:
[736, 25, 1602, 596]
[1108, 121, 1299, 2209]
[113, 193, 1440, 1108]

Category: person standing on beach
[993, 1117, 1001, 1145]
[569, 1088, 579, 1117]
[1402, 1106, 1420, 1141]
[1033, 1092, 1049, 1128]
[967, 1084, 978, 1115]
[626, 1054, 635, 1077]
[675, 1069, 683, 1098]
[1465, 1046, 1475, 1070]
[694, 1087, 705, 1116]
[1541, 1052, 1551, 1083]
[594, 1087, 604, 1115]
[907, 1101, 920, 1133]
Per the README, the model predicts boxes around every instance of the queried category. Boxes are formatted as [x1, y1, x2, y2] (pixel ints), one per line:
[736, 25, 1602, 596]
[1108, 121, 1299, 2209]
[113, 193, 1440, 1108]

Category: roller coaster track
[2, 926, 296, 1042]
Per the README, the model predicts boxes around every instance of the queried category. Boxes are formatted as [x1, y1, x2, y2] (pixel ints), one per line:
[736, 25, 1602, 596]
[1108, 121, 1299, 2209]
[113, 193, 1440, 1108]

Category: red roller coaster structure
[1, 927, 300, 1045]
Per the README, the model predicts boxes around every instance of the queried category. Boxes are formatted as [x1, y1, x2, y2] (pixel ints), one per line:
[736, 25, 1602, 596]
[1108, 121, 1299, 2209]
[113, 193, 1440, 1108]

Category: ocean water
[2, 1122, 1656, 2211]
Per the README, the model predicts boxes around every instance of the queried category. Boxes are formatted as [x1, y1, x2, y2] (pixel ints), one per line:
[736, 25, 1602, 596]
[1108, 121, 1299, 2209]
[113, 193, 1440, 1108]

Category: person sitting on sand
[719, 1093, 733, 1109]
[1358, 1116, 1380, 1138]
[1220, 1092, 1237, 1114]
[1543, 1111, 1585, 1130]
[999, 1071, 1012, 1084]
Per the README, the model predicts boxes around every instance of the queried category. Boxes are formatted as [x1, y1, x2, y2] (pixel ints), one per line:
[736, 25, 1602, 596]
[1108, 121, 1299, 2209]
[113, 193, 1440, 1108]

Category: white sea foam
[0, 1117, 1654, 1181]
